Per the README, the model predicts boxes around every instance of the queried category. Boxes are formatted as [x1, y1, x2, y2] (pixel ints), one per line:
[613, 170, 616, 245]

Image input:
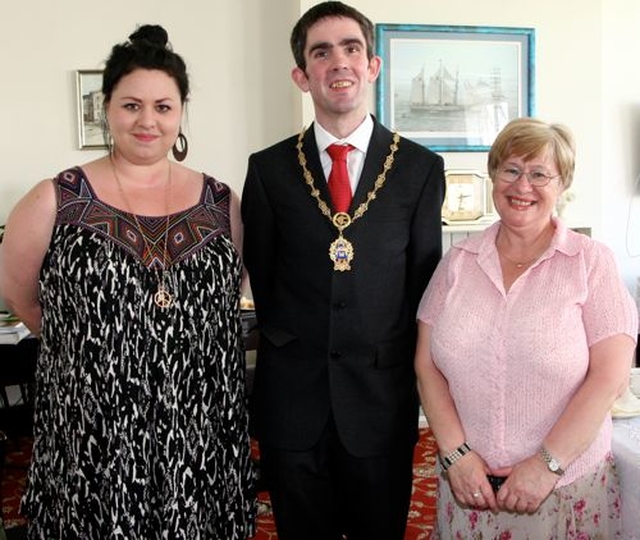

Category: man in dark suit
[241, 2, 445, 538]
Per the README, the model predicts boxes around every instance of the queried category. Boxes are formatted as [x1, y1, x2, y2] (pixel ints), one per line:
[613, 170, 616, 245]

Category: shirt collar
[314, 114, 373, 154]
[462, 217, 583, 260]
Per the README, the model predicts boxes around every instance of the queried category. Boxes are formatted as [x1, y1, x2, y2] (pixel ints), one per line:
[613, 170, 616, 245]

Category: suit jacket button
[330, 350, 342, 359]
[333, 301, 346, 310]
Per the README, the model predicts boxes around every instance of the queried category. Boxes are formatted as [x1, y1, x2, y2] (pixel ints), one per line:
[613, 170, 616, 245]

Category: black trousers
[259, 415, 415, 540]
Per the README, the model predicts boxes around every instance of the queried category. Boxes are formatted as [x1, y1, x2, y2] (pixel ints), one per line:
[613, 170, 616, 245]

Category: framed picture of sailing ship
[375, 24, 535, 152]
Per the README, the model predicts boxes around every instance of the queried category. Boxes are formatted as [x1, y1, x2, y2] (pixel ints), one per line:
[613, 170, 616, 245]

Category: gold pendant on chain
[296, 130, 400, 273]
[329, 234, 354, 272]
[154, 284, 174, 308]
[328, 212, 354, 271]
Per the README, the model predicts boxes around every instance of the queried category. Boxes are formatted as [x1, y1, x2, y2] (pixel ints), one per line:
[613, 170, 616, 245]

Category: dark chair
[241, 310, 259, 395]
[0, 428, 8, 540]
[241, 311, 267, 492]
[0, 338, 36, 540]
[0, 338, 38, 438]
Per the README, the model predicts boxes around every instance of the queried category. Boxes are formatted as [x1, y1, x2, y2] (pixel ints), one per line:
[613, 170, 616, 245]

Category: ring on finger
[472, 491, 482, 498]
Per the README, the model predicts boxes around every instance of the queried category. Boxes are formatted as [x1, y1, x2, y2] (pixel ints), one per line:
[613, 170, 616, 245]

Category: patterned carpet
[405, 428, 438, 539]
[1, 436, 31, 530]
[251, 427, 437, 539]
[1, 429, 437, 538]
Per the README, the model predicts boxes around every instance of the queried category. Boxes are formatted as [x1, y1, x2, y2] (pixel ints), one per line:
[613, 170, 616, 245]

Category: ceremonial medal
[329, 235, 354, 271]
[296, 130, 400, 272]
[329, 212, 354, 270]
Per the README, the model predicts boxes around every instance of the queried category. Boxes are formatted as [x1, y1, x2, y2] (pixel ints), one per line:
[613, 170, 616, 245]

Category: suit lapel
[351, 121, 394, 209]
[300, 126, 334, 206]
[301, 120, 396, 213]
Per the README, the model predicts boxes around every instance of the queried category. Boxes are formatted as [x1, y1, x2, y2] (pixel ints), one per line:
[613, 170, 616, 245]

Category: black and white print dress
[22, 167, 256, 539]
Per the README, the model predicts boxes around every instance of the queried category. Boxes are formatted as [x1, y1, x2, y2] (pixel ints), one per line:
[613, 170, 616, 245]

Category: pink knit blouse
[417, 219, 638, 487]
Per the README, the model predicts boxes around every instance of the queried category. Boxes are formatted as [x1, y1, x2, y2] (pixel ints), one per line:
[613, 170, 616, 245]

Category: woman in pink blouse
[415, 117, 638, 538]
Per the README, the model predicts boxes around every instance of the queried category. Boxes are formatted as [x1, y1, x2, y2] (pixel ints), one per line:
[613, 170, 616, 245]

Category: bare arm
[415, 320, 499, 510]
[493, 333, 636, 514]
[0, 179, 57, 335]
[415, 321, 465, 453]
[543, 333, 635, 465]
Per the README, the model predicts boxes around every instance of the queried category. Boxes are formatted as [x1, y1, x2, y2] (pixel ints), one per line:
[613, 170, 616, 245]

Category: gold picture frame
[76, 70, 106, 149]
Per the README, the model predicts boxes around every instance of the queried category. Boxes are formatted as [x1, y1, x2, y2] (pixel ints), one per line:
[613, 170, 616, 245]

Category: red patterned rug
[249, 427, 437, 539]
[405, 427, 438, 539]
[1, 436, 31, 530]
[1, 429, 437, 538]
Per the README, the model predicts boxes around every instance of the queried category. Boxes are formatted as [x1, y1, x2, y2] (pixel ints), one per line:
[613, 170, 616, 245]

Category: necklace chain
[110, 156, 174, 308]
[296, 128, 400, 271]
[497, 227, 553, 269]
[498, 250, 540, 269]
[296, 129, 400, 231]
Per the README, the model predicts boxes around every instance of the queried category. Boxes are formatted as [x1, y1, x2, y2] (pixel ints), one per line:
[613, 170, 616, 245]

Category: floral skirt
[434, 454, 622, 540]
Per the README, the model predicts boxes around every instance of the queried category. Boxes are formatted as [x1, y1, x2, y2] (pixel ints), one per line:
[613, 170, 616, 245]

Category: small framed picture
[76, 70, 106, 149]
[376, 24, 535, 152]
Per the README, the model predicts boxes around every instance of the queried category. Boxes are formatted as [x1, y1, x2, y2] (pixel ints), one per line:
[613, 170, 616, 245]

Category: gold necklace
[296, 129, 400, 271]
[110, 157, 174, 308]
[497, 227, 552, 269]
[498, 251, 540, 269]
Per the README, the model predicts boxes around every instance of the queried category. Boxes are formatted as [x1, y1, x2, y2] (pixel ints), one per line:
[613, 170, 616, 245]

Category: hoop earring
[172, 131, 188, 162]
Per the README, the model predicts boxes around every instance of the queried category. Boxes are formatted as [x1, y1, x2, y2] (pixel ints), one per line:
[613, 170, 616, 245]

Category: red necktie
[326, 144, 354, 213]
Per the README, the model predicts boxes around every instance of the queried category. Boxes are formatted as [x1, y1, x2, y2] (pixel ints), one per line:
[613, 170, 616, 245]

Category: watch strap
[439, 442, 471, 472]
[540, 446, 565, 475]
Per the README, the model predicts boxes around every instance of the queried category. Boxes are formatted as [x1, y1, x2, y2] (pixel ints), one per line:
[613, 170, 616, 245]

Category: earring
[172, 131, 188, 162]
[103, 119, 114, 155]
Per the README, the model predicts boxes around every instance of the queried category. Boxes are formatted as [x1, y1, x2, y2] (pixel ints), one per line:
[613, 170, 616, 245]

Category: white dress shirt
[314, 115, 374, 194]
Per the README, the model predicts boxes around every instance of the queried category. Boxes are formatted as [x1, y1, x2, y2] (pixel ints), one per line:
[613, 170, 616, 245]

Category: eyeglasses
[497, 167, 561, 187]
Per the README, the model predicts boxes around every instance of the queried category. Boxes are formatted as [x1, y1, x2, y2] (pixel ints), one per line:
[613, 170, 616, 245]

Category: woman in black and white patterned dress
[0, 25, 256, 539]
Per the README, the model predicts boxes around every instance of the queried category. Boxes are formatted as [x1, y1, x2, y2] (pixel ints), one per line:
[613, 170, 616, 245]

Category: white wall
[602, 0, 640, 294]
[0, 0, 299, 203]
[1, 0, 639, 294]
[301, 0, 603, 230]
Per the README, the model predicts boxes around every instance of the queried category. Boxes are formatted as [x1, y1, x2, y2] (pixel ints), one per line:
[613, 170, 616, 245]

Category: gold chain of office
[296, 129, 400, 271]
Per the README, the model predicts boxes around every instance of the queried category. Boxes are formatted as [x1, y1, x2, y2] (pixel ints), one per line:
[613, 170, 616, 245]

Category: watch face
[540, 447, 564, 475]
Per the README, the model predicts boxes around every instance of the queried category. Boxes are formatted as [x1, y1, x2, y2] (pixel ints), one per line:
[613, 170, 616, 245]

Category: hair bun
[129, 24, 169, 47]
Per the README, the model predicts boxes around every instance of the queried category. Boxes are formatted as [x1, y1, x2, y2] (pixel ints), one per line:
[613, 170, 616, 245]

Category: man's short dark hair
[290, 1, 375, 72]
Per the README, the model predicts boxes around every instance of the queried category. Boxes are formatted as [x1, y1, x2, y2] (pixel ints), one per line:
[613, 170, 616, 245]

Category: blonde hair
[487, 118, 576, 189]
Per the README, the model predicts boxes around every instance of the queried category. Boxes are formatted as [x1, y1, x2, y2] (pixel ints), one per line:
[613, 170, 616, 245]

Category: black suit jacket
[241, 118, 445, 457]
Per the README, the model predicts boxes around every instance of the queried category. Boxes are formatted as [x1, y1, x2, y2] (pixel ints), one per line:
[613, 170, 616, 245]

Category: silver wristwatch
[540, 447, 564, 476]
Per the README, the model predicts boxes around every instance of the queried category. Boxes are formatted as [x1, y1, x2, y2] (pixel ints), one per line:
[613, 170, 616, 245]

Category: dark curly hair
[102, 24, 189, 104]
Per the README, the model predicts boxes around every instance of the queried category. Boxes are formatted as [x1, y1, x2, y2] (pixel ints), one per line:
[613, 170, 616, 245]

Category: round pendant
[329, 235, 354, 272]
[332, 212, 352, 229]
[154, 285, 173, 308]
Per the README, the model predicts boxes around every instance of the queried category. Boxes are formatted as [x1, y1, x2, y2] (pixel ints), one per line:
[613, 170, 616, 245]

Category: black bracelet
[439, 442, 471, 471]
